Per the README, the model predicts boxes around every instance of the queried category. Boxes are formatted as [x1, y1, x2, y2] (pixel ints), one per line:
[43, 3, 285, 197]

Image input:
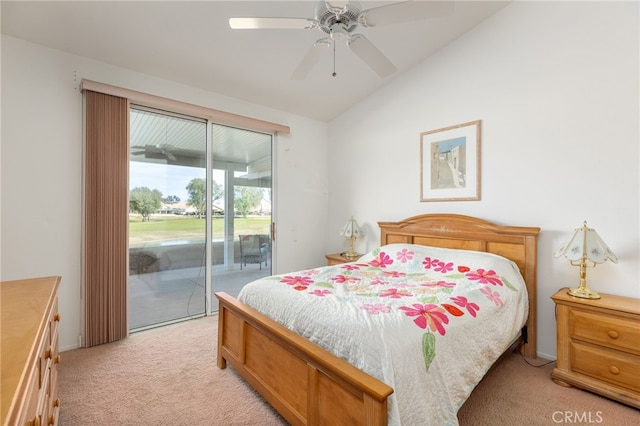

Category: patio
[129, 264, 270, 330]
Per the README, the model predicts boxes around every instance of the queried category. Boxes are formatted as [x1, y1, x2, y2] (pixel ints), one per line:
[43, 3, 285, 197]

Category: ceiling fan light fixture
[329, 23, 350, 41]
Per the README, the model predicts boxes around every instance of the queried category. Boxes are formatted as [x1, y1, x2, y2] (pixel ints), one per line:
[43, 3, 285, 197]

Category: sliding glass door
[210, 124, 272, 311]
[128, 108, 273, 329]
[129, 107, 207, 330]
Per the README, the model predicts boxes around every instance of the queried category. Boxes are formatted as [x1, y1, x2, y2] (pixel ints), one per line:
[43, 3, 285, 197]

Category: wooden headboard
[378, 214, 540, 359]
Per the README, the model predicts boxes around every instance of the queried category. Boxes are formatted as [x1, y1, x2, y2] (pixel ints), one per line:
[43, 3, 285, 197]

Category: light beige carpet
[59, 315, 639, 425]
[59, 315, 285, 425]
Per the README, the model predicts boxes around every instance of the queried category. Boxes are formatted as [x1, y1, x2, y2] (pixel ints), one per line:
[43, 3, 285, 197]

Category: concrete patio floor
[129, 264, 270, 330]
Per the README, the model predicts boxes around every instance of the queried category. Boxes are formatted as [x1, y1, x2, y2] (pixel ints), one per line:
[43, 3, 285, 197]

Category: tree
[186, 178, 225, 218]
[235, 186, 263, 218]
[163, 195, 180, 204]
[186, 178, 206, 218]
[211, 180, 223, 203]
[129, 187, 162, 222]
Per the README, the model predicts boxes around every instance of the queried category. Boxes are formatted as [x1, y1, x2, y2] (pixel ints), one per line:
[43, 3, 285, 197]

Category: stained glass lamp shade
[554, 221, 618, 299]
[340, 217, 363, 259]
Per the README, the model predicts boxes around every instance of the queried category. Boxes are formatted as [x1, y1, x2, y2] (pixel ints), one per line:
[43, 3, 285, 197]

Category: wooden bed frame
[215, 214, 540, 425]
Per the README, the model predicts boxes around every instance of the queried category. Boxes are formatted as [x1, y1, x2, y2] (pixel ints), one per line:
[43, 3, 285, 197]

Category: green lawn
[129, 215, 271, 244]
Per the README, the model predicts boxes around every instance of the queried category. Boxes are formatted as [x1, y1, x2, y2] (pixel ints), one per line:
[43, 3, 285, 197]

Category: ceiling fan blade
[359, 0, 455, 27]
[291, 38, 331, 80]
[348, 35, 396, 77]
[229, 17, 317, 30]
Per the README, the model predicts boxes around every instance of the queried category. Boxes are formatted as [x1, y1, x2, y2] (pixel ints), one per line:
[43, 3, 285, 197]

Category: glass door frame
[205, 125, 274, 315]
[128, 106, 209, 330]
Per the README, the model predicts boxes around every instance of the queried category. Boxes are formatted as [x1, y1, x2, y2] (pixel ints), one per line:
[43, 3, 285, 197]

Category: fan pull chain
[332, 41, 337, 77]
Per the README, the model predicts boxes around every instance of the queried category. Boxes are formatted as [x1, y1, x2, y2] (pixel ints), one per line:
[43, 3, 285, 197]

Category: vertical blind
[84, 90, 129, 347]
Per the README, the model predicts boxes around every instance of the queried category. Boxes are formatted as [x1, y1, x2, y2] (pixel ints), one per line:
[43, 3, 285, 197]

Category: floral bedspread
[238, 244, 529, 426]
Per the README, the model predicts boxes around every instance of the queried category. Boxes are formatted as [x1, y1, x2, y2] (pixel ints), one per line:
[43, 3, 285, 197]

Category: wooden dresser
[551, 288, 640, 408]
[1, 276, 62, 426]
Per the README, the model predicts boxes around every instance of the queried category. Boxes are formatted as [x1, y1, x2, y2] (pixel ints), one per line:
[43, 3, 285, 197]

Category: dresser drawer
[15, 362, 40, 426]
[49, 298, 60, 345]
[39, 323, 52, 388]
[570, 341, 640, 392]
[49, 329, 60, 401]
[49, 368, 60, 426]
[570, 309, 640, 355]
[37, 365, 51, 426]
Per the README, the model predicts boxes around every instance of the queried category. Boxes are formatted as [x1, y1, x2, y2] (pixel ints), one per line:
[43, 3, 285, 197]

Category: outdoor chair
[239, 234, 268, 269]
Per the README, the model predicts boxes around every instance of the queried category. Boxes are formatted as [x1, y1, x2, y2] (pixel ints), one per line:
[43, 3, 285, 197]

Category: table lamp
[340, 216, 363, 259]
[554, 221, 618, 299]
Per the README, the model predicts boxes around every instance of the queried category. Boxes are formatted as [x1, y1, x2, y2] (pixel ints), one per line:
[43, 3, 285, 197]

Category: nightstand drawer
[571, 310, 640, 355]
[571, 341, 640, 392]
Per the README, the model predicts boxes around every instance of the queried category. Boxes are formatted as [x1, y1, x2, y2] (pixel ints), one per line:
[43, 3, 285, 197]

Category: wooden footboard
[215, 291, 393, 426]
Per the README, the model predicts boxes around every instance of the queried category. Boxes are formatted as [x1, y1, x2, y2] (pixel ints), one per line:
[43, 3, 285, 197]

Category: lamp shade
[554, 221, 617, 300]
[554, 221, 618, 264]
[340, 217, 363, 238]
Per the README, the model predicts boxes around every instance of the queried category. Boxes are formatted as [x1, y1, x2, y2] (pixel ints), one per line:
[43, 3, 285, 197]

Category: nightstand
[325, 253, 358, 266]
[551, 288, 640, 408]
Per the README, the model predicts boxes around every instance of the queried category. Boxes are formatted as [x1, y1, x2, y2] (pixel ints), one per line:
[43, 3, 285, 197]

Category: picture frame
[420, 120, 481, 202]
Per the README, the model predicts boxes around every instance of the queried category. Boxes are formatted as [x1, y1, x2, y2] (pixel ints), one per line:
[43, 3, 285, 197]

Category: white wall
[327, 1, 639, 359]
[1, 35, 329, 351]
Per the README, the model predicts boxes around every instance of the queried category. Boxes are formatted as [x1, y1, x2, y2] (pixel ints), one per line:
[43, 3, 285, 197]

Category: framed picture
[420, 120, 481, 202]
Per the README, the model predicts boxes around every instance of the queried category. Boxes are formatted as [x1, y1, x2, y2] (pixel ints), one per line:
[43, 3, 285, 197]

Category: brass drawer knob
[55, 354, 61, 364]
[608, 365, 620, 375]
[607, 330, 619, 339]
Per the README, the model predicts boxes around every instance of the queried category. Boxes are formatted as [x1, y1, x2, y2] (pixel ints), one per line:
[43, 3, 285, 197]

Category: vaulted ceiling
[1, 1, 509, 122]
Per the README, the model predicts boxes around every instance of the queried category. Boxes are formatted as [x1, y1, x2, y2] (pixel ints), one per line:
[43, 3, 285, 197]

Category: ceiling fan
[229, 1, 455, 79]
[131, 144, 177, 161]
